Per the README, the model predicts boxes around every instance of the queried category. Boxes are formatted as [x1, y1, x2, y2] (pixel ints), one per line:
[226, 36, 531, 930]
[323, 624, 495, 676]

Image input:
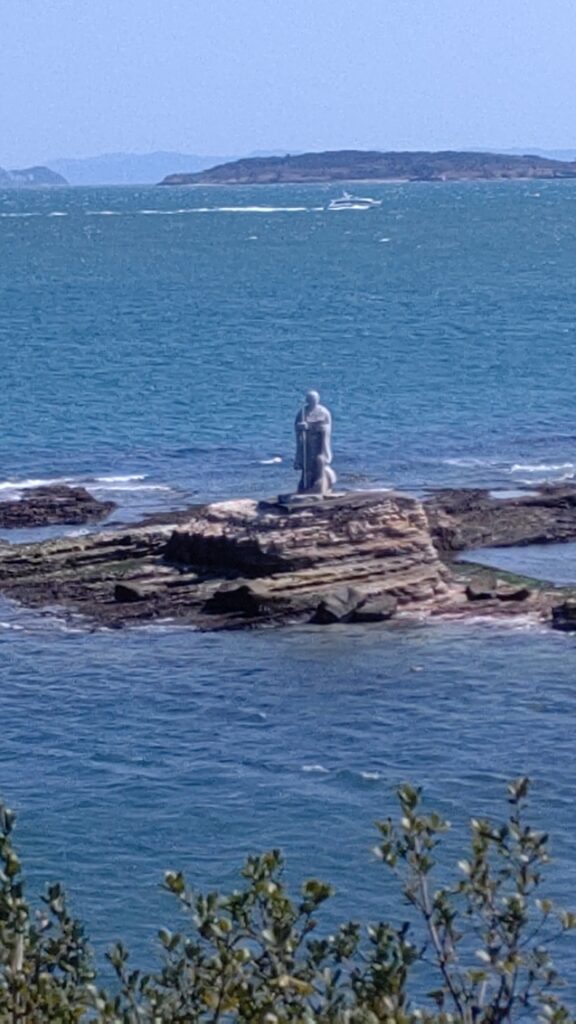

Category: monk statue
[294, 390, 336, 495]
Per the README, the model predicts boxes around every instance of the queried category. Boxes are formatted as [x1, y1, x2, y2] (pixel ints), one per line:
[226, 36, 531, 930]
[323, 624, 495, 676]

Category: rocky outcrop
[0, 486, 115, 528]
[0, 491, 453, 629]
[426, 485, 576, 552]
[165, 491, 452, 612]
[0, 483, 575, 631]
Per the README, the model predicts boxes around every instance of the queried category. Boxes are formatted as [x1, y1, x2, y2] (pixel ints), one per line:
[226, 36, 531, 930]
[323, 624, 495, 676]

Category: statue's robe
[295, 405, 334, 494]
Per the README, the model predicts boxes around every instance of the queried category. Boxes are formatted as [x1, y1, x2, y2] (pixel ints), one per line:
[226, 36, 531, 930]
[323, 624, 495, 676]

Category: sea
[1, 181, 576, 992]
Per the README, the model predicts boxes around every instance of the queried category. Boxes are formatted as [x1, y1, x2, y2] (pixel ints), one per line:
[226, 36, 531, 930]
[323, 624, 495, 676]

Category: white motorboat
[328, 191, 382, 210]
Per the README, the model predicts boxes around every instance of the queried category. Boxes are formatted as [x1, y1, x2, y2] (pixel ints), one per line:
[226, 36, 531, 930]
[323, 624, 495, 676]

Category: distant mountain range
[45, 151, 236, 186]
[0, 165, 67, 187]
[159, 149, 576, 186]
[4, 148, 576, 188]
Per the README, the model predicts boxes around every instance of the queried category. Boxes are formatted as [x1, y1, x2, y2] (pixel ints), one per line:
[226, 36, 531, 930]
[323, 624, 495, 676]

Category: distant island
[0, 165, 67, 187]
[159, 149, 576, 186]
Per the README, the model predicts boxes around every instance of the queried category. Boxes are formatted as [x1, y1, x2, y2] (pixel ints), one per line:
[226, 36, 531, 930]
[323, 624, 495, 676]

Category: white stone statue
[294, 390, 336, 495]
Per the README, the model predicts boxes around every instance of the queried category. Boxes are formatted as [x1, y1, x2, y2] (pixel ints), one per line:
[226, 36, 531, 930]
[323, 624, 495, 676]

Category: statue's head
[305, 390, 320, 410]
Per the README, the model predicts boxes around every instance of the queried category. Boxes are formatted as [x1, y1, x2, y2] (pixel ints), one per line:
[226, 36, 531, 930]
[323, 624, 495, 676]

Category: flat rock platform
[0, 485, 575, 630]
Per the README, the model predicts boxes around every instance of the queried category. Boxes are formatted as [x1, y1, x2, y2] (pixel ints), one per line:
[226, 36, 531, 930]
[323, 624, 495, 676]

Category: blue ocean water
[1, 182, 576, 987]
[460, 541, 576, 585]
[1, 181, 576, 516]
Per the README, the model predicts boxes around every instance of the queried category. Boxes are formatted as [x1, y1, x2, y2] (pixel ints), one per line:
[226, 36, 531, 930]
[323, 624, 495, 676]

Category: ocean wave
[444, 457, 503, 468]
[89, 482, 172, 493]
[95, 474, 146, 484]
[443, 457, 576, 481]
[517, 473, 575, 486]
[360, 770, 381, 780]
[259, 456, 283, 465]
[0, 476, 73, 492]
[0, 473, 172, 497]
[510, 462, 574, 473]
[86, 210, 122, 216]
[301, 764, 329, 774]
[89, 475, 172, 493]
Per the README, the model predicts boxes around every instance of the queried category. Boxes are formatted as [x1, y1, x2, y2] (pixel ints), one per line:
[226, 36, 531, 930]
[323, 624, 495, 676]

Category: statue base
[258, 490, 390, 514]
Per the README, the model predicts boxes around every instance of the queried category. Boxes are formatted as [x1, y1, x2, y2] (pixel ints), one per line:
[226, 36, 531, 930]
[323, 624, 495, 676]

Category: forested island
[160, 149, 576, 185]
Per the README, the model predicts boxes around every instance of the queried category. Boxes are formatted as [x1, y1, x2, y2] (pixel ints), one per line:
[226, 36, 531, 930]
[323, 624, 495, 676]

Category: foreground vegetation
[0, 780, 574, 1022]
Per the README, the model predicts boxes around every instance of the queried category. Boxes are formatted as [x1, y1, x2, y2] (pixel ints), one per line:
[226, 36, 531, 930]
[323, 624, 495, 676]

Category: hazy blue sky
[3, 0, 576, 164]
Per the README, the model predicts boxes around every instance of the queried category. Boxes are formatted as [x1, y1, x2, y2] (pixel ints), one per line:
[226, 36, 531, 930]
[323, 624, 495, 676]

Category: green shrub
[0, 780, 573, 1022]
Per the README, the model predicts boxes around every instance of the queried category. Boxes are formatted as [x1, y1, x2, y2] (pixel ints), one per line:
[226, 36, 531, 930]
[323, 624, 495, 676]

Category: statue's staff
[300, 398, 307, 489]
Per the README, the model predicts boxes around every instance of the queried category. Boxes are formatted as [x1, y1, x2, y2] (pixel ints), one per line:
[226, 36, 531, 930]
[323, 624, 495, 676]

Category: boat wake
[141, 205, 312, 214]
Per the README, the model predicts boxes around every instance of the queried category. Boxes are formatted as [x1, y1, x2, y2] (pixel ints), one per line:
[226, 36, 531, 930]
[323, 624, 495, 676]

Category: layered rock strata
[0, 483, 575, 630]
[0, 491, 453, 629]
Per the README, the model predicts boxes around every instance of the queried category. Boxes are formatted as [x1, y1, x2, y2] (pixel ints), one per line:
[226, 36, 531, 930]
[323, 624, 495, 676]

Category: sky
[2, 0, 576, 165]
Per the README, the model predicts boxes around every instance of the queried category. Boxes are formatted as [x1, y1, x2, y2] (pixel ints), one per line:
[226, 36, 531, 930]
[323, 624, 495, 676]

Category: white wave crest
[259, 457, 283, 465]
[0, 476, 73, 492]
[444, 457, 501, 468]
[95, 474, 146, 484]
[89, 482, 172, 493]
[511, 462, 574, 473]
[360, 771, 381, 780]
[0, 473, 171, 497]
[517, 473, 575, 485]
[301, 764, 329, 774]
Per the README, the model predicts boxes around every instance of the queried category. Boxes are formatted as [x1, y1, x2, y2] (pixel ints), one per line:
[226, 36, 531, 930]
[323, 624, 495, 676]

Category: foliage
[376, 778, 575, 1024]
[0, 804, 94, 1023]
[0, 780, 573, 1022]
